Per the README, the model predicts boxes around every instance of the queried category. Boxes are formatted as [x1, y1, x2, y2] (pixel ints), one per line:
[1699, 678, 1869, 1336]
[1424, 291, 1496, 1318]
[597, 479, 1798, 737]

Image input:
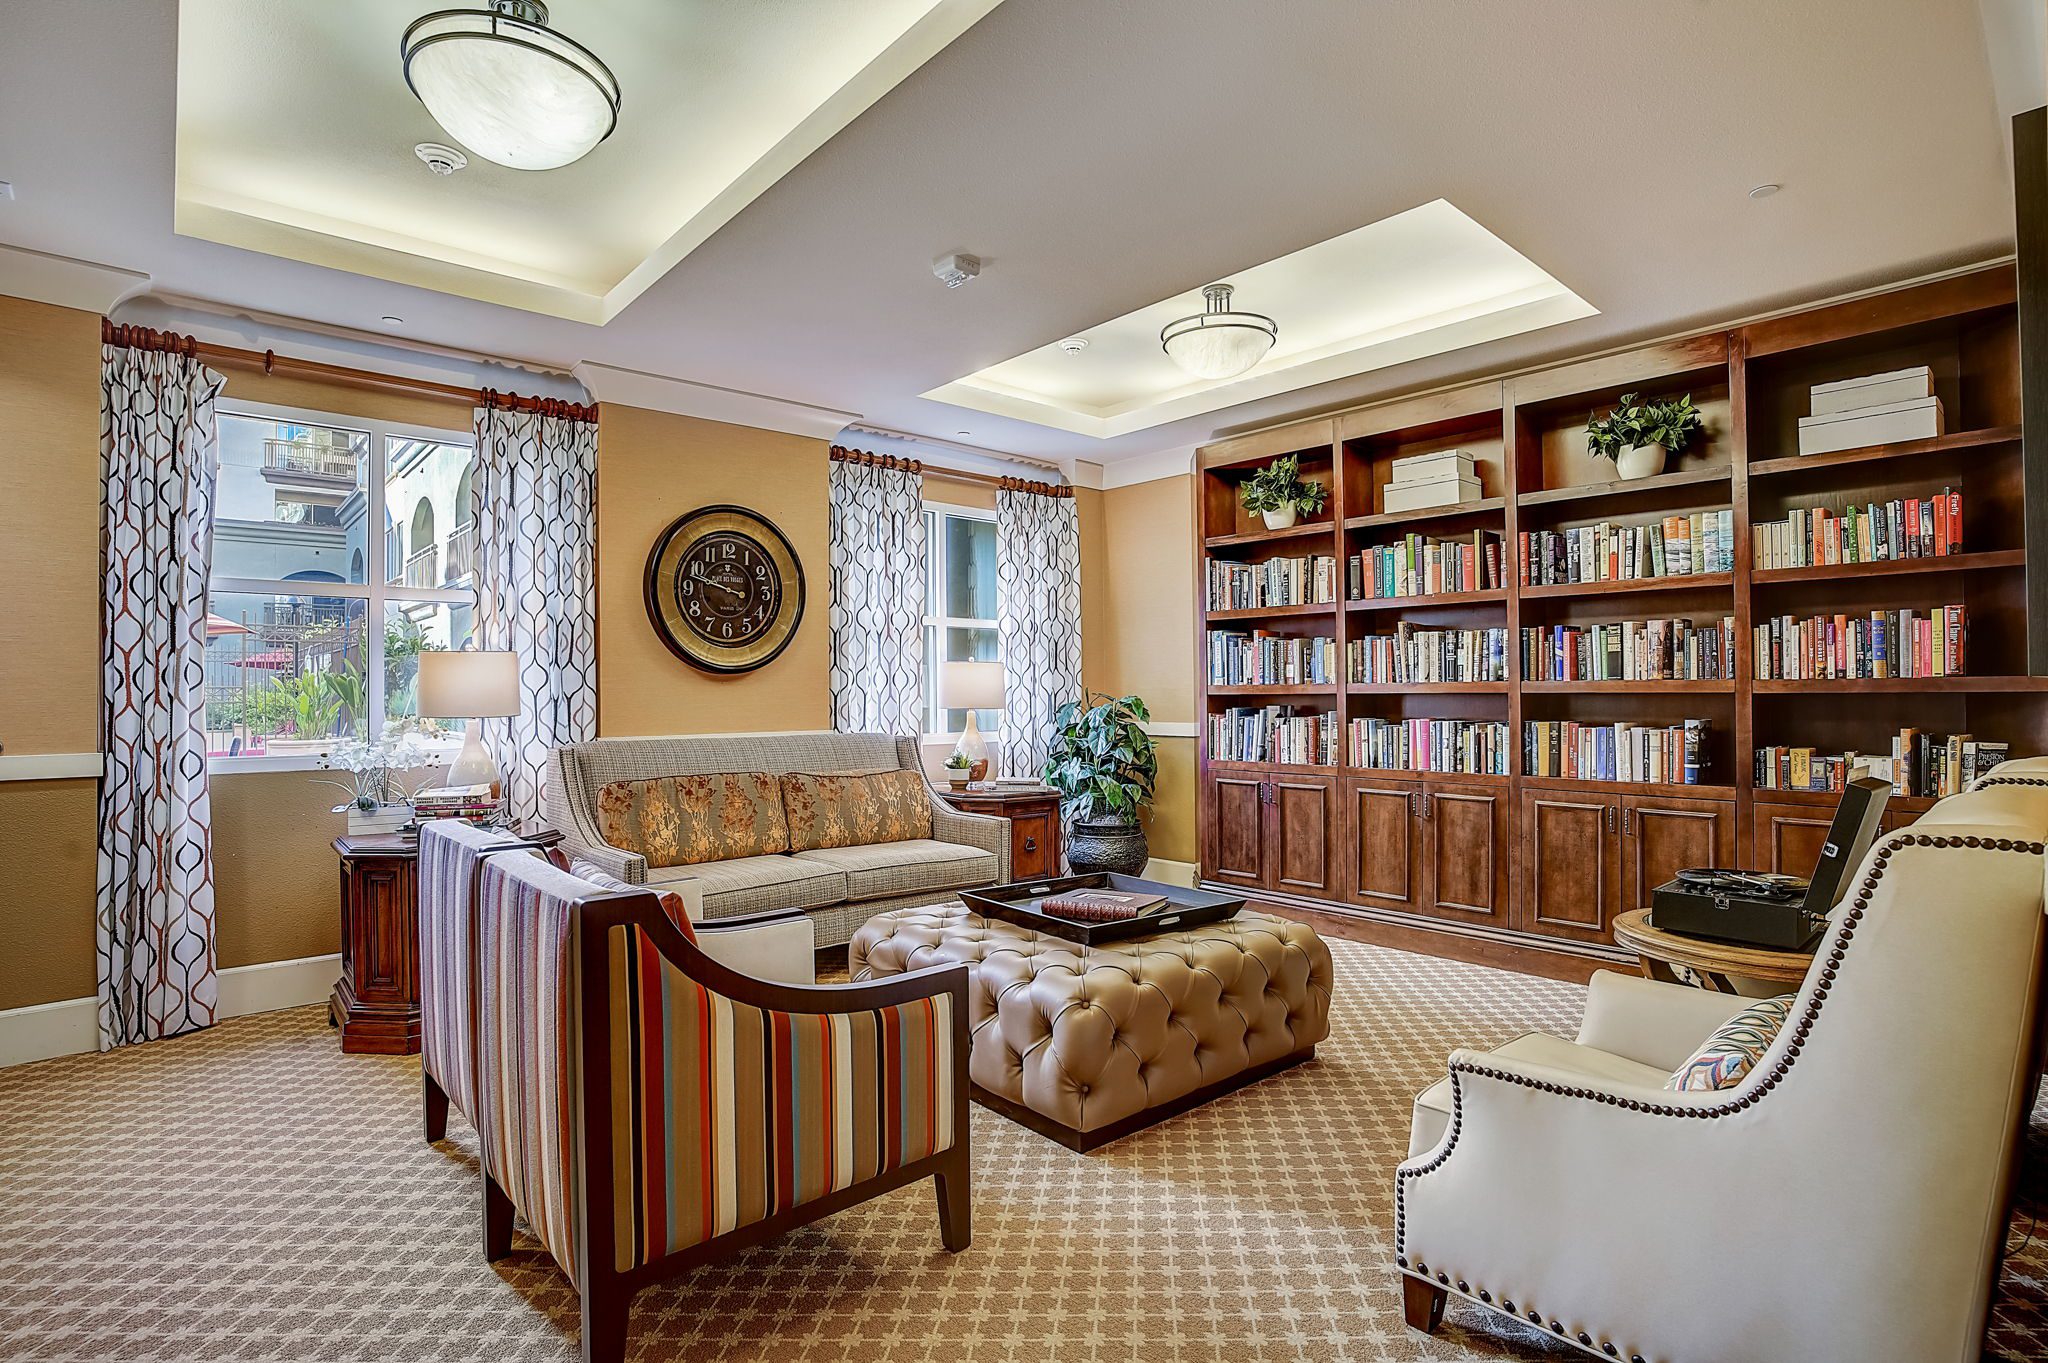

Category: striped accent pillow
[780, 769, 933, 851]
[1666, 995, 1796, 1091]
[606, 922, 954, 1270]
[571, 858, 697, 944]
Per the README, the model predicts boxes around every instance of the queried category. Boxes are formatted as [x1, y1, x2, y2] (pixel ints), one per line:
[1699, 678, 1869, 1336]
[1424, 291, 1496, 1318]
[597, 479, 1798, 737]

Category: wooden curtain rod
[101, 318, 598, 421]
[830, 444, 1071, 496]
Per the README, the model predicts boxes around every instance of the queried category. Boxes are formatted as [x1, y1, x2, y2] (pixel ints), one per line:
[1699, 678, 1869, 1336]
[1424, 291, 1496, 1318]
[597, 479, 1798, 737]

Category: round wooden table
[1611, 907, 1816, 992]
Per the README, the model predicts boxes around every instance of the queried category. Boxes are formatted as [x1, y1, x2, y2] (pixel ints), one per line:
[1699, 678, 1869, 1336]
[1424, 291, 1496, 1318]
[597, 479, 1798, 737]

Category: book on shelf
[1518, 510, 1734, 587]
[1346, 717, 1509, 775]
[1523, 720, 1710, 784]
[1349, 530, 1502, 601]
[1207, 631, 1337, 686]
[1756, 735, 2007, 799]
[1753, 606, 1966, 680]
[1752, 490, 1962, 569]
[1347, 624, 1507, 684]
[1206, 554, 1338, 610]
[1521, 616, 1734, 683]
[1209, 706, 1339, 765]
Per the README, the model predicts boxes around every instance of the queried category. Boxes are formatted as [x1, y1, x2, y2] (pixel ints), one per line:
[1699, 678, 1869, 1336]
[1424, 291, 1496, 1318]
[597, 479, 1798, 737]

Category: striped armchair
[470, 848, 971, 1363]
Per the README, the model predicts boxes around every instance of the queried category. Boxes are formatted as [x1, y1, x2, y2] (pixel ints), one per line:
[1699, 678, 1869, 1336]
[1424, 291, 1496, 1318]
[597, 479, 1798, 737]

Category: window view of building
[922, 505, 1001, 736]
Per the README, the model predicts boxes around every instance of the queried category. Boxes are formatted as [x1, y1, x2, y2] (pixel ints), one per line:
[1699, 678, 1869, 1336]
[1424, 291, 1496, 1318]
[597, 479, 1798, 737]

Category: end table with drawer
[938, 785, 1062, 880]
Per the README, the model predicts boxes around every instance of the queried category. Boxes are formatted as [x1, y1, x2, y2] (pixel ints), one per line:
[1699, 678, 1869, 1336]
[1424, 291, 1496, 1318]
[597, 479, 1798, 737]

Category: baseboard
[0, 952, 342, 1069]
[1143, 857, 1198, 887]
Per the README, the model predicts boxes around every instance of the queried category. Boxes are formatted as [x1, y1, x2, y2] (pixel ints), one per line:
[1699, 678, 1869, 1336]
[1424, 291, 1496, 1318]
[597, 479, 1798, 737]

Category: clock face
[644, 507, 805, 673]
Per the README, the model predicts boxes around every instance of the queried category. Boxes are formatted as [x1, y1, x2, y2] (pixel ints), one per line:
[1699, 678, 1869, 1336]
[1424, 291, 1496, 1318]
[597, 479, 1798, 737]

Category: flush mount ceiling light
[1159, 282, 1278, 380]
[401, 1, 622, 172]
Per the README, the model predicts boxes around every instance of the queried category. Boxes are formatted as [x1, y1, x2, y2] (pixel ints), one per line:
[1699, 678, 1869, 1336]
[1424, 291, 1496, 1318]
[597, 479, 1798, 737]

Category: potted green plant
[1586, 392, 1705, 480]
[1042, 692, 1158, 875]
[264, 672, 344, 757]
[942, 751, 973, 790]
[1238, 453, 1329, 530]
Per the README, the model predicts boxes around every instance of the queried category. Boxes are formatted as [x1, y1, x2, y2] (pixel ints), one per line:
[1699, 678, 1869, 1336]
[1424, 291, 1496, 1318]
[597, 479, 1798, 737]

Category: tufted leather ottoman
[850, 902, 1333, 1150]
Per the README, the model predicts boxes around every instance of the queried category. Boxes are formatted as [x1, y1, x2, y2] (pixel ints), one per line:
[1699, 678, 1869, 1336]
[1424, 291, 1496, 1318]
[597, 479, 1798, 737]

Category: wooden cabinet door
[1621, 795, 1736, 915]
[1752, 801, 1835, 876]
[1420, 783, 1510, 926]
[1516, 789, 1621, 945]
[1207, 775, 1266, 887]
[1008, 808, 1059, 880]
[1342, 777, 1422, 913]
[1267, 775, 1335, 896]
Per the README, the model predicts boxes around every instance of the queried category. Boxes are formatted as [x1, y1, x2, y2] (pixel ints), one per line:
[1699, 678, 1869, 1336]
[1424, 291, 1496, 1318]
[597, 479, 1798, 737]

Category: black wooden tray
[960, 872, 1245, 945]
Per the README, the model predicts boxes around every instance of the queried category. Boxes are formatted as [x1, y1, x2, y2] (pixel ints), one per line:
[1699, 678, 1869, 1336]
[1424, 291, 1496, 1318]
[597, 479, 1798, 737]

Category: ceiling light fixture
[380, 315, 406, 327]
[401, 1, 622, 172]
[1748, 183, 1782, 200]
[1160, 282, 1277, 380]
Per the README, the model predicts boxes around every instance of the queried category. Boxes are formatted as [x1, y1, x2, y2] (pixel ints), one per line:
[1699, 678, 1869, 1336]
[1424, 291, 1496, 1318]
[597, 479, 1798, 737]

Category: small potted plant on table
[1239, 453, 1329, 530]
[1043, 692, 1158, 876]
[1586, 391, 1705, 480]
[942, 752, 973, 790]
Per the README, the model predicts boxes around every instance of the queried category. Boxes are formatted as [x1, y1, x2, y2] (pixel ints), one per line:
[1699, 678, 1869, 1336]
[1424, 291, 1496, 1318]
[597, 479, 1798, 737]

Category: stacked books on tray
[1756, 734, 2007, 798]
[1519, 511, 1735, 586]
[1521, 617, 1735, 682]
[1753, 490, 1962, 568]
[1347, 717, 1509, 774]
[1206, 630, 1338, 686]
[1041, 888, 1168, 922]
[1524, 720, 1710, 784]
[1348, 624, 1507, 684]
[1206, 554, 1338, 610]
[1381, 449, 1482, 514]
[1209, 706, 1338, 765]
[412, 783, 503, 824]
[1797, 366, 1942, 456]
[1349, 531, 1502, 599]
[1753, 606, 1966, 680]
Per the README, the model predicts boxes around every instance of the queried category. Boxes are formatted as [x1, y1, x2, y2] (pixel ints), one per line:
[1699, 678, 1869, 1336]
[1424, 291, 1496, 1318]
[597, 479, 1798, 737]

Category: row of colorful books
[1752, 491, 1962, 569]
[1523, 720, 1711, 784]
[1206, 554, 1338, 611]
[1755, 733, 2007, 799]
[1522, 617, 1735, 683]
[1208, 707, 1339, 766]
[1519, 511, 1735, 587]
[1206, 631, 1338, 687]
[1348, 717, 1510, 775]
[1347, 625, 1507, 685]
[1752, 606, 1966, 680]
[1348, 531, 1503, 601]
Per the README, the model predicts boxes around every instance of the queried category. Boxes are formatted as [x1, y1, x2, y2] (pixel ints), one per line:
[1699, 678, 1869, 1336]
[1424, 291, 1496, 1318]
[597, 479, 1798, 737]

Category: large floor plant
[1042, 692, 1158, 875]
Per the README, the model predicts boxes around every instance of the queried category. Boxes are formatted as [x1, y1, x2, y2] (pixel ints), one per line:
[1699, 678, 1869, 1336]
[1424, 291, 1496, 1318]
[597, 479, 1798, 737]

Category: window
[922, 503, 1002, 737]
[205, 401, 476, 766]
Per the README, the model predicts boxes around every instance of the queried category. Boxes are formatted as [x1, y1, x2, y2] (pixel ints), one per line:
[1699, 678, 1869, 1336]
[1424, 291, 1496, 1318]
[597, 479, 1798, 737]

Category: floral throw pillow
[781, 769, 933, 851]
[594, 772, 789, 868]
[1666, 995, 1797, 1092]
[570, 858, 696, 943]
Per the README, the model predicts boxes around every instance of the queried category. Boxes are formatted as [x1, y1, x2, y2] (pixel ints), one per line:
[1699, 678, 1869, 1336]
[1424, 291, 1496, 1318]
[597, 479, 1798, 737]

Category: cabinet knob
[1023, 837, 1037, 851]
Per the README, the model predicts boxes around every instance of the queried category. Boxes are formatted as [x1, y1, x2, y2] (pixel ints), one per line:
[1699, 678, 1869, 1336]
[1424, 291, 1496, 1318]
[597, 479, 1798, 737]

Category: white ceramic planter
[1261, 506, 1299, 530]
[1616, 442, 1667, 480]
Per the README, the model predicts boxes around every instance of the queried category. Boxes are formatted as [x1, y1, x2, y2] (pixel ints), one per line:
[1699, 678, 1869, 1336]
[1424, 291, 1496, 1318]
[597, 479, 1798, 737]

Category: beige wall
[597, 405, 831, 736]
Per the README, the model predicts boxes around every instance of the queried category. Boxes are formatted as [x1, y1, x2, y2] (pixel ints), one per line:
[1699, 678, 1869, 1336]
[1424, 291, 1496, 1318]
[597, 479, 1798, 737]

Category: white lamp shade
[403, 10, 621, 171]
[942, 660, 1005, 711]
[418, 650, 521, 719]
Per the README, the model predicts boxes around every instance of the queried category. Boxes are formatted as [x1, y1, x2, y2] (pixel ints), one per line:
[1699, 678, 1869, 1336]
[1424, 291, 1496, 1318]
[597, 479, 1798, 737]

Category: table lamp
[941, 660, 1004, 781]
[418, 649, 520, 792]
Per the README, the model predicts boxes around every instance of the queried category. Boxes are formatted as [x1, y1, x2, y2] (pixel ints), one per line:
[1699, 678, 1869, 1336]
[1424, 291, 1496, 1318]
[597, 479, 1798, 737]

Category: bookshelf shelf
[1203, 521, 1338, 550]
[1519, 573, 1735, 602]
[1515, 465, 1731, 510]
[1747, 426, 2021, 479]
[1521, 679, 1735, 695]
[1344, 681, 1509, 695]
[1753, 788, 1939, 814]
[1345, 588, 1507, 613]
[1521, 776, 1739, 801]
[1203, 602, 1339, 622]
[1752, 677, 2048, 695]
[1343, 497, 1506, 533]
[1208, 759, 1342, 777]
[1206, 683, 1338, 697]
[1750, 549, 2024, 586]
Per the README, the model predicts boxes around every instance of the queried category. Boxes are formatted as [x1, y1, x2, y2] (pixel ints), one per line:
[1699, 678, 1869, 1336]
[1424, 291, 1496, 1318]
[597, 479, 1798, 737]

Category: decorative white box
[1796, 396, 1944, 456]
[1389, 449, 1477, 484]
[1809, 366, 1933, 417]
[1383, 475, 1482, 514]
[344, 803, 414, 835]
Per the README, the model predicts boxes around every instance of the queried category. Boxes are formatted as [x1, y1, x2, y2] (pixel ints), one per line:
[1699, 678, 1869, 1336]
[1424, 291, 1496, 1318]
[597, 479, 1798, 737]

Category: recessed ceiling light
[1748, 183, 1782, 200]
[0, 182, 14, 201]
[955, 430, 971, 437]
[414, 142, 469, 176]
[380, 315, 405, 327]
[1056, 337, 1089, 354]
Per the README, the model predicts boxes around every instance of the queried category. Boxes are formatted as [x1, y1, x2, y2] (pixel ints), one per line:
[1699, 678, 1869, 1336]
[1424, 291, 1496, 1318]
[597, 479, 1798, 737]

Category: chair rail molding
[0, 752, 102, 782]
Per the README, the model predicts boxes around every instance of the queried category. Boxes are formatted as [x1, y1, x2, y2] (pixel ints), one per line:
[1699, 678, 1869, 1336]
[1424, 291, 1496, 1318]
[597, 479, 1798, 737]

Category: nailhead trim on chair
[1391, 832, 2048, 1363]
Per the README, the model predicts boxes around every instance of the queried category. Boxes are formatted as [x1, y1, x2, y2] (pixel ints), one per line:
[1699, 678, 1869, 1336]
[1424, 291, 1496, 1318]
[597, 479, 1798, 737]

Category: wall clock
[643, 505, 806, 673]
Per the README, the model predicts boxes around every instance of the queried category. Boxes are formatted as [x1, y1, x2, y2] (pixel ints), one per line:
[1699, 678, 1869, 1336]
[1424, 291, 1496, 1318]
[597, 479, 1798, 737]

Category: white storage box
[1389, 449, 1477, 485]
[1383, 475, 1482, 514]
[1796, 395, 1944, 456]
[1809, 366, 1933, 417]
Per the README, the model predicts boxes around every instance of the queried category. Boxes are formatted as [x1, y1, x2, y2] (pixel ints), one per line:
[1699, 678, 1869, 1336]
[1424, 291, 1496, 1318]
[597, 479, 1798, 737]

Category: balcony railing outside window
[404, 544, 440, 589]
[264, 437, 360, 481]
[444, 522, 474, 584]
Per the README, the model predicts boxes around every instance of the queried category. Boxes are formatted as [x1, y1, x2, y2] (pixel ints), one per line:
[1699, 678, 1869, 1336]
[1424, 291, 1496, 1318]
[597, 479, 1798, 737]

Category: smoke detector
[414, 142, 469, 176]
[1056, 336, 1089, 354]
[932, 252, 981, 288]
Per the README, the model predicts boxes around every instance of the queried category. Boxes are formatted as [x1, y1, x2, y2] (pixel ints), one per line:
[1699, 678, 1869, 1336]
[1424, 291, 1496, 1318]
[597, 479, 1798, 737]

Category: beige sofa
[544, 732, 1010, 948]
[1395, 757, 2048, 1362]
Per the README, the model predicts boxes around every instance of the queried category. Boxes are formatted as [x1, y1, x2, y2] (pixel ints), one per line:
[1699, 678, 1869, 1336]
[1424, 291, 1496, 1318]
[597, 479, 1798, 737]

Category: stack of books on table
[1796, 366, 1943, 455]
[412, 783, 504, 825]
[1381, 449, 1481, 514]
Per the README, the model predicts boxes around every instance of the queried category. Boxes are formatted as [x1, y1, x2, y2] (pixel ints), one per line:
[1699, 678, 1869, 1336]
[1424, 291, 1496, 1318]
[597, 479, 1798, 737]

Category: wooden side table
[938, 785, 1062, 881]
[1611, 907, 1817, 993]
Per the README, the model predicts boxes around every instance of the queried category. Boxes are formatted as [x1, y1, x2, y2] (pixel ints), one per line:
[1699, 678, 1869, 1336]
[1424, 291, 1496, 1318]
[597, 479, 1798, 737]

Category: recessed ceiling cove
[173, 0, 1004, 323]
[924, 200, 1597, 440]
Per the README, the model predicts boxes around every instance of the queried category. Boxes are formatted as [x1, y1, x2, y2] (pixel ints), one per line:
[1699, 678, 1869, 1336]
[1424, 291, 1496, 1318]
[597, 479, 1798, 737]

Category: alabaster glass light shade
[1160, 282, 1279, 380]
[403, 5, 621, 172]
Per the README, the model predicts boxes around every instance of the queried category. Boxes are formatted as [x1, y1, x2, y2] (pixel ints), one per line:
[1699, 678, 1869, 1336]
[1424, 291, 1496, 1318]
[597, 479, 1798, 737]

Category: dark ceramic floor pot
[1067, 819, 1149, 876]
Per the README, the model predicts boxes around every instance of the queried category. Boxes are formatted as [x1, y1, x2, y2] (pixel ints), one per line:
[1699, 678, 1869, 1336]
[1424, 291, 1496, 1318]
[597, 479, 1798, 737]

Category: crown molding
[0, 244, 150, 315]
[574, 361, 859, 441]
[1100, 445, 1196, 489]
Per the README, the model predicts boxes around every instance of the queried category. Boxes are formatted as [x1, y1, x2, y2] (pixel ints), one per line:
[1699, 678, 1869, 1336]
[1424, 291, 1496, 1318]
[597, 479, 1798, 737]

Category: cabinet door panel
[1208, 776, 1265, 886]
[1342, 778, 1420, 912]
[1517, 791, 1620, 944]
[1622, 796, 1736, 916]
[1009, 811, 1058, 880]
[1423, 784, 1508, 924]
[1752, 801, 1834, 876]
[1269, 777, 1334, 896]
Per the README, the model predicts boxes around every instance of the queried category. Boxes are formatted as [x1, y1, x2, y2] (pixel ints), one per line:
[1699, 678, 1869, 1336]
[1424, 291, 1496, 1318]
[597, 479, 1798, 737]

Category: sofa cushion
[788, 839, 998, 903]
[571, 858, 696, 942]
[594, 771, 789, 868]
[1666, 995, 1795, 1092]
[646, 855, 845, 920]
[1409, 1032, 1672, 1158]
[780, 769, 933, 852]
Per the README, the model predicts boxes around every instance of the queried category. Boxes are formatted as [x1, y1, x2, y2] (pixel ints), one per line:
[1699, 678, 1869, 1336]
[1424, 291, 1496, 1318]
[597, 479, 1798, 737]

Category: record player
[1650, 777, 1890, 950]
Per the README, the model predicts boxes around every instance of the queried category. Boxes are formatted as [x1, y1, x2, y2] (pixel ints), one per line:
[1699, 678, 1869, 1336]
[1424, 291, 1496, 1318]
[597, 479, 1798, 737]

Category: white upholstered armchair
[1396, 760, 2048, 1363]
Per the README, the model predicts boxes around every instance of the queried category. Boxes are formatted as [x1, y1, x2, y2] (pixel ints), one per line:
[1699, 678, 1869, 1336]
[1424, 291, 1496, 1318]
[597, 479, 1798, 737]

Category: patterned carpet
[1, 937, 2043, 1362]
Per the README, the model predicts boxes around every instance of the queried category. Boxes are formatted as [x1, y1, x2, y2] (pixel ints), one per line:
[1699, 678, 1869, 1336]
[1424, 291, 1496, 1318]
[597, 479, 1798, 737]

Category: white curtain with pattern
[995, 487, 1082, 780]
[828, 456, 928, 736]
[471, 402, 599, 825]
[97, 341, 225, 1049]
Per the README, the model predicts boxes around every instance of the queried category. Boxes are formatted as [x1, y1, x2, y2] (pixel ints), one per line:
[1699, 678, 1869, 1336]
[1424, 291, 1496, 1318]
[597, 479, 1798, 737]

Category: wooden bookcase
[1194, 265, 2042, 965]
